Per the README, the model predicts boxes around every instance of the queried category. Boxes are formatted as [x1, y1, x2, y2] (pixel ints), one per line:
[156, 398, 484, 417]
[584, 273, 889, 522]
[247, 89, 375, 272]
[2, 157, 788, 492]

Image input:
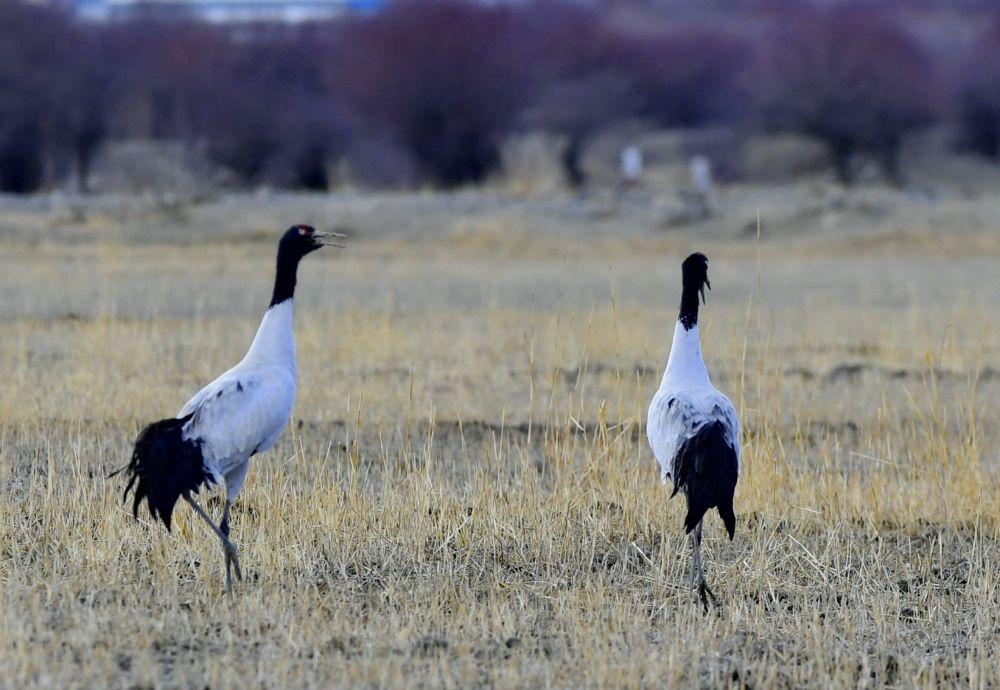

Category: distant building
[74, 0, 385, 22]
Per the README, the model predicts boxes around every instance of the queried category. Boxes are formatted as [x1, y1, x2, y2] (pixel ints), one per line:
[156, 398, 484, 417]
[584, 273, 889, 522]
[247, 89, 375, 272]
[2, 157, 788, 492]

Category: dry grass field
[2, 186, 1000, 688]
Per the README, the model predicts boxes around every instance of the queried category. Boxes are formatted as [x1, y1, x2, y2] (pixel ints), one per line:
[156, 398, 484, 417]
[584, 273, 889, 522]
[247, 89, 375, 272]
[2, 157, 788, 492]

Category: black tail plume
[672, 421, 739, 538]
[717, 498, 736, 540]
[121, 414, 211, 531]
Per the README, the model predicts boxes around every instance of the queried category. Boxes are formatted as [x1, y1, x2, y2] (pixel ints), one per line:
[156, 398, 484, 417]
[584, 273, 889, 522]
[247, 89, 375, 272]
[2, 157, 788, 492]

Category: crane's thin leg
[692, 521, 718, 613]
[219, 499, 243, 593]
[183, 491, 242, 595]
[690, 522, 701, 589]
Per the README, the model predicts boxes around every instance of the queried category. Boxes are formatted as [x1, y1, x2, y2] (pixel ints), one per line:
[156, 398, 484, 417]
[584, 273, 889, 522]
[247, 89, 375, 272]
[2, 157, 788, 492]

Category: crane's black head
[679, 252, 710, 329]
[279, 224, 326, 259]
[682, 252, 711, 301]
[271, 224, 346, 307]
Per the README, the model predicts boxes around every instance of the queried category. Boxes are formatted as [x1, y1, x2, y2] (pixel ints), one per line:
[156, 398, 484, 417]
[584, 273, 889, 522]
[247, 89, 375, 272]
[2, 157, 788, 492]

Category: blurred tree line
[2, 0, 1000, 193]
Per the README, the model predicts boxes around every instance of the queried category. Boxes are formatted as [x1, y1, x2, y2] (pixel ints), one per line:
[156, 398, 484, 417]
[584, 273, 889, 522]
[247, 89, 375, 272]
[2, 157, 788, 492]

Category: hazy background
[2, 0, 1000, 197]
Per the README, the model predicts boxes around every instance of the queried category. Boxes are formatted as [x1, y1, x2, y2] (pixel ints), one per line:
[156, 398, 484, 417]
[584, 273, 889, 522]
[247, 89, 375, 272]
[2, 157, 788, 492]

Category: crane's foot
[697, 579, 719, 615]
[223, 538, 243, 595]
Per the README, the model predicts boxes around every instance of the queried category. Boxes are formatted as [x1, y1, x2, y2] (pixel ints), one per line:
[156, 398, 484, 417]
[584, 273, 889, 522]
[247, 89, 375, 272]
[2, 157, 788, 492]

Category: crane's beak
[314, 230, 348, 249]
[700, 278, 711, 304]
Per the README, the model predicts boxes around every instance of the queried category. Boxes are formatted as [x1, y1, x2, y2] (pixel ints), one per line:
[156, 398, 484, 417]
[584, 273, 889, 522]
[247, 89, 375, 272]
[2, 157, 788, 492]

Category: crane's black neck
[679, 286, 699, 330]
[269, 244, 303, 307]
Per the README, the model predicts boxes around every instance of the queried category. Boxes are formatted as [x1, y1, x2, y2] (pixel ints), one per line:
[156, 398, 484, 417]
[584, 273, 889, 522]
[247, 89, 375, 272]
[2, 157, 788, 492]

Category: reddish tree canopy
[958, 17, 1000, 159]
[329, 0, 534, 186]
[755, 8, 940, 183]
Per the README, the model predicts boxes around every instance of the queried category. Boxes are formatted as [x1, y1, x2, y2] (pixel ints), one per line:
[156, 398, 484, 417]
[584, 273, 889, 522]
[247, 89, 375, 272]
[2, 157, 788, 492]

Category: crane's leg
[220, 462, 250, 593]
[183, 491, 241, 595]
[219, 499, 243, 593]
[689, 521, 701, 588]
[692, 520, 718, 613]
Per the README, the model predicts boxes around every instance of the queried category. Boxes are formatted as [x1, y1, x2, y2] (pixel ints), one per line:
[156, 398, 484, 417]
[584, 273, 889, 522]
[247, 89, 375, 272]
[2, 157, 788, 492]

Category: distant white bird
[647, 252, 740, 611]
[621, 144, 643, 184]
[689, 155, 713, 199]
[118, 224, 343, 593]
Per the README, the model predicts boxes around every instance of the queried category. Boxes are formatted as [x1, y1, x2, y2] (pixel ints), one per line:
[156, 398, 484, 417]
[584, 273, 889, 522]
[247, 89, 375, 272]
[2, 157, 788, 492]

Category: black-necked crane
[118, 224, 343, 593]
[647, 252, 740, 612]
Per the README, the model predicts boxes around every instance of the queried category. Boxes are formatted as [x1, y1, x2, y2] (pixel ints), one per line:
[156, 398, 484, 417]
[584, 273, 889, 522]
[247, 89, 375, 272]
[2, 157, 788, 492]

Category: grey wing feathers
[181, 375, 260, 427]
[177, 369, 295, 467]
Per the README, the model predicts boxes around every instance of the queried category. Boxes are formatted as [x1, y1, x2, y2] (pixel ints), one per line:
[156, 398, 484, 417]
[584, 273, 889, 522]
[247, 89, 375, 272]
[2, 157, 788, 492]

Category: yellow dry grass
[1, 192, 1000, 688]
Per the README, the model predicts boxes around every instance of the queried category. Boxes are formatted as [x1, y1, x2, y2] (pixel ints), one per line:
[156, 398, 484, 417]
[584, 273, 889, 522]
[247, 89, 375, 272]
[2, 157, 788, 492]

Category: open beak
[314, 230, 348, 249]
[700, 278, 711, 304]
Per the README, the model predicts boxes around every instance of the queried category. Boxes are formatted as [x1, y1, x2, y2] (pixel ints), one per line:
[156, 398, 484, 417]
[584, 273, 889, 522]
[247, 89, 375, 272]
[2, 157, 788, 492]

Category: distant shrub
[524, 72, 637, 188]
[958, 18, 1000, 159]
[102, 20, 348, 189]
[194, 29, 348, 189]
[606, 27, 751, 129]
[101, 19, 224, 140]
[339, 136, 419, 189]
[517, 8, 749, 188]
[0, 1, 109, 192]
[755, 9, 939, 184]
[330, 0, 534, 187]
[513, 3, 637, 187]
